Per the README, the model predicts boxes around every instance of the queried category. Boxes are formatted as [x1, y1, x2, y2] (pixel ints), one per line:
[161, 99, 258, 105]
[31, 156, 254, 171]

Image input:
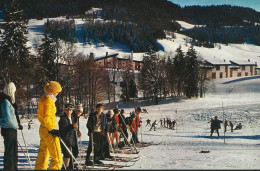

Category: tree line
[139, 47, 210, 104]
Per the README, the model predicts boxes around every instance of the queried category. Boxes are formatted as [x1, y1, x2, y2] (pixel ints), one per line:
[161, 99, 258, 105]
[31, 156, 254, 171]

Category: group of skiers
[0, 81, 143, 170]
[210, 116, 243, 138]
[160, 118, 176, 130]
[145, 117, 176, 131]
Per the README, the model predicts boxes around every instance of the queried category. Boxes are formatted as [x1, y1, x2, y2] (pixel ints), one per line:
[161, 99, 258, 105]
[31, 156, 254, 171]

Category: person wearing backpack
[0, 82, 21, 170]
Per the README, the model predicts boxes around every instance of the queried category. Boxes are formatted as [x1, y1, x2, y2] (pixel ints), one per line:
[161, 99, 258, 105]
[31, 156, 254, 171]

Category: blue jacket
[0, 100, 18, 129]
[87, 111, 107, 136]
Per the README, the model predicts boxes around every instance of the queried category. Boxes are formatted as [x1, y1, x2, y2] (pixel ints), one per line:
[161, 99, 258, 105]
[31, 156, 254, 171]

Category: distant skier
[146, 118, 151, 126]
[210, 116, 223, 138]
[149, 120, 157, 131]
[160, 119, 163, 127]
[168, 120, 172, 129]
[28, 120, 33, 130]
[234, 123, 242, 130]
[171, 120, 176, 130]
[163, 118, 166, 127]
[224, 119, 229, 132]
[229, 121, 234, 132]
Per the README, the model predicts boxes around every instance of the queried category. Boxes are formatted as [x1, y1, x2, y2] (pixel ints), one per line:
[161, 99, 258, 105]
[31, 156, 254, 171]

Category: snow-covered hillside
[0, 76, 260, 170]
[24, 18, 260, 67]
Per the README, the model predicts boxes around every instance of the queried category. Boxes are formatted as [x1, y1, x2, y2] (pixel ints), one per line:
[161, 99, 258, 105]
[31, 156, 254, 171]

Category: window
[245, 72, 248, 76]
[216, 66, 220, 70]
[242, 66, 245, 71]
[238, 72, 241, 77]
[220, 72, 223, 78]
[212, 72, 216, 79]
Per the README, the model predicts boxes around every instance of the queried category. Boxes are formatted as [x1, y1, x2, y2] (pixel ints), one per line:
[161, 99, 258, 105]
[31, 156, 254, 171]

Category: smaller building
[203, 58, 258, 79]
[204, 59, 230, 79]
[230, 60, 257, 77]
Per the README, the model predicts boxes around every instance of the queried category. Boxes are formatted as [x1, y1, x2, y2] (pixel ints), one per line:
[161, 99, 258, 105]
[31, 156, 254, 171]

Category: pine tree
[139, 54, 165, 104]
[0, 0, 31, 84]
[38, 34, 57, 81]
[173, 46, 186, 96]
[121, 67, 136, 101]
[185, 47, 200, 98]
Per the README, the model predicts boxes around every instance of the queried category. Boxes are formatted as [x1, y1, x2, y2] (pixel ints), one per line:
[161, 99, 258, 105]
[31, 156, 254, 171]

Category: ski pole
[78, 136, 82, 165]
[20, 130, 32, 167]
[91, 133, 94, 167]
[59, 137, 83, 170]
[17, 141, 29, 161]
[107, 132, 115, 155]
[118, 114, 138, 152]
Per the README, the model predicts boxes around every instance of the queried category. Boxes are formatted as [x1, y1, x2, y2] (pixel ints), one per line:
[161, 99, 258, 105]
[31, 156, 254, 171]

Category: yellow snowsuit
[34, 95, 62, 170]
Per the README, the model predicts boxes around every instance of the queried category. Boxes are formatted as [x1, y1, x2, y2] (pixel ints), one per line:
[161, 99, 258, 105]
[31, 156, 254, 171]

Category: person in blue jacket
[0, 82, 21, 170]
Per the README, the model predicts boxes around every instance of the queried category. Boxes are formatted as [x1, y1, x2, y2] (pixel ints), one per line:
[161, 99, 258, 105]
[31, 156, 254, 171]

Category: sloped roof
[230, 60, 257, 66]
[205, 59, 230, 65]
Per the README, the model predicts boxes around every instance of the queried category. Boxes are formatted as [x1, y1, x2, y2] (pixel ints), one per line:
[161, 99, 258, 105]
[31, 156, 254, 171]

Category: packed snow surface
[0, 76, 260, 170]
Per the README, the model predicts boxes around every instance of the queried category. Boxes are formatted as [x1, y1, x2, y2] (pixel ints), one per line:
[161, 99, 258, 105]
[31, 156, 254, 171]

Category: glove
[18, 124, 23, 130]
[77, 131, 82, 138]
[49, 129, 61, 137]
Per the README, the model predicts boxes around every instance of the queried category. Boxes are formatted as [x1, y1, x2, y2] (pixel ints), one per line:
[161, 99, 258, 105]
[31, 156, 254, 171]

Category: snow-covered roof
[94, 53, 119, 61]
[230, 60, 257, 66]
[205, 58, 230, 65]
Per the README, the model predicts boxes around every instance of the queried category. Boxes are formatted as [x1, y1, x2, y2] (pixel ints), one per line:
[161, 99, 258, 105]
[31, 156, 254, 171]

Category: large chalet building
[91, 52, 143, 71]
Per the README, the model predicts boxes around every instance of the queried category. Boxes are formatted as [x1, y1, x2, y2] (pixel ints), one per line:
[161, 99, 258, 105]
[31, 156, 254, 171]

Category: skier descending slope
[35, 81, 63, 170]
[149, 120, 157, 131]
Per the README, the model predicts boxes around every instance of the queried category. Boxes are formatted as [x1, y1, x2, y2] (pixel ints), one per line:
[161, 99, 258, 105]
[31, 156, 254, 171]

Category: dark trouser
[86, 132, 104, 161]
[210, 128, 220, 137]
[122, 129, 128, 145]
[1, 128, 18, 170]
[68, 143, 79, 169]
[86, 134, 92, 160]
[103, 132, 111, 157]
[131, 132, 138, 144]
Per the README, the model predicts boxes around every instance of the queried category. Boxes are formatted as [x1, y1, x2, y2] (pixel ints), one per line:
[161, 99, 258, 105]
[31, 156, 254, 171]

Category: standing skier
[35, 81, 63, 170]
[0, 82, 22, 170]
[112, 108, 120, 148]
[160, 119, 163, 127]
[210, 116, 223, 138]
[224, 119, 229, 132]
[59, 103, 77, 170]
[171, 120, 176, 130]
[118, 109, 128, 148]
[149, 120, 157, 131]
[229, 121, 234, 132]
[70, 103, 83, 168]
[145, 118, 151, 126]
[85, 104, 107, 165]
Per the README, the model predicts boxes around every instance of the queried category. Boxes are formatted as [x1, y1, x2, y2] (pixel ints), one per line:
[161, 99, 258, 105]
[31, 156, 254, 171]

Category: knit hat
[44, 81, 62, 94]
[65, 103, 74, 109]
[3, 82, 16, 104]
[75, 103, 83, 113]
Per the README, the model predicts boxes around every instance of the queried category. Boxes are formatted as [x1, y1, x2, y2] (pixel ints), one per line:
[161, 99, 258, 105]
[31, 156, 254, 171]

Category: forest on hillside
[1, 0, 260, 49]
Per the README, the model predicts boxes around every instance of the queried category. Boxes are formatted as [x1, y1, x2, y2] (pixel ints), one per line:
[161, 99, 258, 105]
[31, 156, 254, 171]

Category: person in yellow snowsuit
[35, 81, 63, 170]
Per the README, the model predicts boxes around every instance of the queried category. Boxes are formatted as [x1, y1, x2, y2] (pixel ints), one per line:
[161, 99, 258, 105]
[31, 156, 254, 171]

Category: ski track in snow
[1, 77, 260, 169]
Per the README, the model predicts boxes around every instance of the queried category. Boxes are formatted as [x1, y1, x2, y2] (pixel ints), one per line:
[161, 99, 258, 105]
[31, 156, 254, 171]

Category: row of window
[212, 72, 252, 79]
[215, 66, 251, 71]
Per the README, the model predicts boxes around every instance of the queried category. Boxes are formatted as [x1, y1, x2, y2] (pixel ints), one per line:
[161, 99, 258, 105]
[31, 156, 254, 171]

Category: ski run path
[1, 76, 260, 170]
